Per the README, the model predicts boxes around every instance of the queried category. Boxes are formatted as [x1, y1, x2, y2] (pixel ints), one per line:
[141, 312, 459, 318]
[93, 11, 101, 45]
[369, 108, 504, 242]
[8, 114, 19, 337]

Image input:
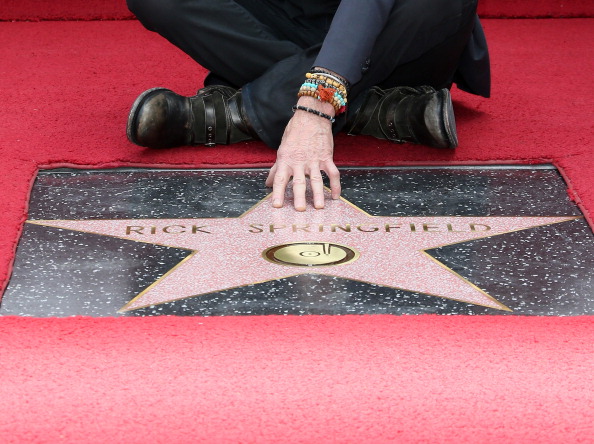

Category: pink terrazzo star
[29, 190, 577, 312]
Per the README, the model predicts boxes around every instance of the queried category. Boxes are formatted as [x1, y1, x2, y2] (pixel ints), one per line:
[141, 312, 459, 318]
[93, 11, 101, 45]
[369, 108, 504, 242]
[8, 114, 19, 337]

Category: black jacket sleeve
[313, 0, 396, 84]
[313, 1, 490, 98]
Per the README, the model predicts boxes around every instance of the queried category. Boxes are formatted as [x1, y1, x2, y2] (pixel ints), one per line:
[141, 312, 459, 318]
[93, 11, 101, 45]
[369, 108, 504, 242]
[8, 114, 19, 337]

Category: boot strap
[380, 96, 411, 143]
[380, 87, 430, 144]
[228, 93, 259, 140]
[199, 88, 255, 145]
[202, 93, 217, 147]
[346, 87, 383, 136]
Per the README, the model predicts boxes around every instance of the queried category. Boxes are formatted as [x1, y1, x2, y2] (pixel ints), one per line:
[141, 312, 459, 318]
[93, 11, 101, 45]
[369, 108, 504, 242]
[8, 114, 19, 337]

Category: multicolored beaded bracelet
[305, 72, 348, 97]
[301, 79, 348, 102]
[298, 81, 347, 114]
[298, 82, 347, 114]
[310, 67, 351, 92]
[296, 69, 350, 116]
[296, 92, 345, 115]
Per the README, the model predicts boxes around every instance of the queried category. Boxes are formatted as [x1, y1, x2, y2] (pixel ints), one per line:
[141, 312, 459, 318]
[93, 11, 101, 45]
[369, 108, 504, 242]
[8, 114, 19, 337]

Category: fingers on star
[323, 162, 341, 200]
[291, 172, 307, 211]
[308, 166, 325, 209]
[265, 164, 277, 188]
[271, 166, 290, 208]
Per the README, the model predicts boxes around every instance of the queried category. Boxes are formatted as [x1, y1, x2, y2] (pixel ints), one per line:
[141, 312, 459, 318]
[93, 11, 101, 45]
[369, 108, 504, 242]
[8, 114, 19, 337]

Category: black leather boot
[346, 86, 458, 149]
[126, 86, 256, 148]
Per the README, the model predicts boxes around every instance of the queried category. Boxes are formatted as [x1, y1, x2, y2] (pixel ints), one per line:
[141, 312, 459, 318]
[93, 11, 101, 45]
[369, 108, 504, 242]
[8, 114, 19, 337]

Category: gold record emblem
[263, 242, 360, 267]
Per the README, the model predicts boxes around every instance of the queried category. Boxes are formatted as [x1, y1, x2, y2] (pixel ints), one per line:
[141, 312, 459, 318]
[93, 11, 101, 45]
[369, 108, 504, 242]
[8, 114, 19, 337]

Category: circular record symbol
[263, 242, 359, 267]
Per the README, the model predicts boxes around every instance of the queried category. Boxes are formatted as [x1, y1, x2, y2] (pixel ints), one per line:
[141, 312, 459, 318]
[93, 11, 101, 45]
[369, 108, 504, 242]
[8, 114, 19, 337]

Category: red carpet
[2, 316, 594, 443]
[1, 7, 594, 443]
[3, 0, 594, 20]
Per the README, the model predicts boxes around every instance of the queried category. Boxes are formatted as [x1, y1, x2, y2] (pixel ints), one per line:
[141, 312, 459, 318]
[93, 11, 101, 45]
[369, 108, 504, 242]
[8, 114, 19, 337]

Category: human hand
[265, 96, 341, 211]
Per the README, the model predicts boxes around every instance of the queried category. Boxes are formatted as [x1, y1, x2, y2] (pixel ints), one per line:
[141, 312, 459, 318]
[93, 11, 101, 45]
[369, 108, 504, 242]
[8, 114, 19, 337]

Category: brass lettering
[126, 226, 144, 235]
[292, 224, 311, 232]
[163, 225, 185, 234]
[423, 224, 441, 232]
[192, 225, 211, 234]
[150, 226, 157, 234]
[385, 224, 401, 232]
[357, 225, 379, 232]
[410, 223, 417, 232]
[331, 224, 351, 232]
[269, 224, 287, 232]
[447, 224, 465, 233]
[470, 223, 491, 232]
[248, 224, 264, 233]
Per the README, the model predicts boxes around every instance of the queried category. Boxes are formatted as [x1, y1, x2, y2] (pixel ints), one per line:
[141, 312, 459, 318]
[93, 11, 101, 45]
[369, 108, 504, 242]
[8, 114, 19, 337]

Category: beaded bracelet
[297, 83, 347, 114]
[292, 105, 336, 123]
[296, 69, 349, 116]
[298, 80, 347, 112]
[301, 79, 348, 103]
[309, 68, 351, 93]
[305, 72, 348, 97]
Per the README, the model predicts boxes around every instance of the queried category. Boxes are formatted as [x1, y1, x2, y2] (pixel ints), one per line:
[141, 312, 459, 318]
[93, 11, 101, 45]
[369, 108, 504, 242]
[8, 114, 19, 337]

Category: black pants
[128, 0, 478, 148]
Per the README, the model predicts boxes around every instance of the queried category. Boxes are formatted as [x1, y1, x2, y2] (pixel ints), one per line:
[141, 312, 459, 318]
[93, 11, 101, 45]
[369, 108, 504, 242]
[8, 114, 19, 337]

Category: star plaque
[26, 191, 577, 312]
[2, 167, 593, 316]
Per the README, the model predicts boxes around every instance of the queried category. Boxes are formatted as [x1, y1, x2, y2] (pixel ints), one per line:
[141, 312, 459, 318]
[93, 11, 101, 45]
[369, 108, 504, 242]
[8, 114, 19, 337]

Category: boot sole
[439, 88, 458, 149]
[126, 87, 170, 146]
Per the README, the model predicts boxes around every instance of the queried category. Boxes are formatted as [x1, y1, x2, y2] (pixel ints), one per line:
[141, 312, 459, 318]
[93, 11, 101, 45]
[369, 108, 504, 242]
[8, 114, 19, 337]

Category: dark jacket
[311, 0, 490, 98]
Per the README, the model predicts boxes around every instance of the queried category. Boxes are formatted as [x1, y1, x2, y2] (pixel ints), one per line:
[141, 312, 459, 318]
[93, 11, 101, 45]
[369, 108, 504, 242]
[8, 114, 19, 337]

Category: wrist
[297, 96, 336, 117]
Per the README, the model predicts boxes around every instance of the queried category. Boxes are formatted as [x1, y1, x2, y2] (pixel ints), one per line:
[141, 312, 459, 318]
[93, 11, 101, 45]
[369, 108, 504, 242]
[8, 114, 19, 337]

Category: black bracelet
[292, 105, 336, 123]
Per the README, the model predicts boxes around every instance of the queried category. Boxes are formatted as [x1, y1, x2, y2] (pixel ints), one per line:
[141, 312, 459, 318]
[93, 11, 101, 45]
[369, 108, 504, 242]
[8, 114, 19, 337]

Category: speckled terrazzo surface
[1, 166, 592, 316]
